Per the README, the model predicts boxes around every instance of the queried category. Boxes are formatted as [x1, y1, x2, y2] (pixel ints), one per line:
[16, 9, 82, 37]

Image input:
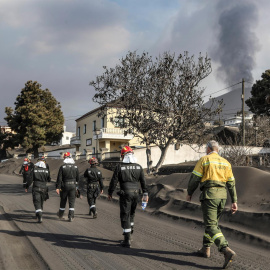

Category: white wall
[45, 148, 76, 158]
[133, 144, 206, 169]
[133, 144, 270, 169]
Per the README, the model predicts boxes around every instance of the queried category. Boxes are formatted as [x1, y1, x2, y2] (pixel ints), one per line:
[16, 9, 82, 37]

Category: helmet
[121, 145, 133, 157]
[38, 156, 45, 162]
[24, 157, 29, 162]
[63, 152, 71, 158]
[89, 157, 98, 165]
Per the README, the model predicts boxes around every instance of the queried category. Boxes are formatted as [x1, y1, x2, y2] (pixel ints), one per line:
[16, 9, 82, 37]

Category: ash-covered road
[0, 174, 269, 270]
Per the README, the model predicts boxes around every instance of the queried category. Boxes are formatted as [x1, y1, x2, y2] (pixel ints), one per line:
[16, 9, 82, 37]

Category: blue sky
[1, 0, 269, 132]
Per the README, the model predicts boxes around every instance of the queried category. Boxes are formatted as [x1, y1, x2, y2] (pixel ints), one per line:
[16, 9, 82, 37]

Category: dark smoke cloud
[212, 0, 259, 84]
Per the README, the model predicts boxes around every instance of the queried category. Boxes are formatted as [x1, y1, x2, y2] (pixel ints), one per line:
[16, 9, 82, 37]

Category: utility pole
[242, 78, 245, 146]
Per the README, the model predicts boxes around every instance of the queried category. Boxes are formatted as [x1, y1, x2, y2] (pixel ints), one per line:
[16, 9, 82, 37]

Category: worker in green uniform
[186, 140, 238, 269]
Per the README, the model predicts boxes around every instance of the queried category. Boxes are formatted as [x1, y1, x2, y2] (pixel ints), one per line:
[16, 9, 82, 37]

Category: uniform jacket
[56, 163, 79, 189]
[25, 166, 50, 189]
[19, 162, 34, 175]
[187, 152, 237, 202]
[84, 167, 104, 190]
[108, 162, 147, 196]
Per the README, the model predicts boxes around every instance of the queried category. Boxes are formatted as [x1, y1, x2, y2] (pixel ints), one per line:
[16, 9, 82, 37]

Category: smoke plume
[212, 0, 259, 84]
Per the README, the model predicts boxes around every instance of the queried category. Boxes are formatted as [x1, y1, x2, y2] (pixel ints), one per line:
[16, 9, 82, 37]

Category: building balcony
[70, 136, 81, 146]
[93, 128, 134, 140]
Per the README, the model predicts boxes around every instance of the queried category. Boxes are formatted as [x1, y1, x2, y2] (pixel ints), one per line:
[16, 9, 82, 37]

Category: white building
[59, 126, 75, 145]
[224, 113, 253, 127]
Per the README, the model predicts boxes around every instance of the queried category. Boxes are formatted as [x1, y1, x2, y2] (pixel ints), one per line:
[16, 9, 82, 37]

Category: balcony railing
[94, 128, 134, 140]
[70, 136, 81, 145]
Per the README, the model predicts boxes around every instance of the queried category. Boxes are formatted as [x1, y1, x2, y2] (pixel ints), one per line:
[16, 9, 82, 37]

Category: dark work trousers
[119, 191, 139, 233]
[87, 183, 100, 209]
[32, 186, 46, 214]
[59, 183, 76, 218]
[23, 174, 32, 188]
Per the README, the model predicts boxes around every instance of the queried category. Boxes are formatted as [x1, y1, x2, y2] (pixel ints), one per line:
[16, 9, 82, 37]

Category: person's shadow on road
[0, 228, 221, 270]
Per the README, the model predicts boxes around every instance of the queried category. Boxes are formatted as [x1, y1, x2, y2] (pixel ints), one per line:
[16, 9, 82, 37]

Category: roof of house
[75, 99, 123, 122]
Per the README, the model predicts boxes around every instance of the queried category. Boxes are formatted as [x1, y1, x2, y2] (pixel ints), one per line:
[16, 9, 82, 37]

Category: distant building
[224, 113, 253, 127]
[51, 126, 75, 146]
[60, 126, 75, 145]
[71, 104, 143, 157]
[0, 126, 14, 134]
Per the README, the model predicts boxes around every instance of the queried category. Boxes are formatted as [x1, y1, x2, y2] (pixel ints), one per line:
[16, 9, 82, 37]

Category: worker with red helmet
[25, 159, 51, 223]
[108, 145, 148, 248]
[56, 152, 79, 222]
[19, 157, 34, 188]
[83, 157, 104, 218]
[38, 156, 50, 170]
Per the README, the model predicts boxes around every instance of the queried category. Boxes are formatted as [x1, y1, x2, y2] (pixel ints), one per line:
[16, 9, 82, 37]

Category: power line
[64, 115, 82, 119]
[203, 81, 242, 98]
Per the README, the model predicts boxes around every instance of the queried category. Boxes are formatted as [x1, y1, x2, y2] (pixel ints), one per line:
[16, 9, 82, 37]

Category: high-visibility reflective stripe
[131, 222, 134, 226]
[204, 232, 223, 242]
[90, 205, 96, 209]
[212, 233, 223, 241]
[123, 228, 132, 233]
[202, 161, 230, 167]
[35, 209, 42, 213]
[59, 208, 65, 211]
[69, 208, 75, 211]
[192, 170, 203, 177]
[228, 177, 235, 181]
[204, 233, 212, 240]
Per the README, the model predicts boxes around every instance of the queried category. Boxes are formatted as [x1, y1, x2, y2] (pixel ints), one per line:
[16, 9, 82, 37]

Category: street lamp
[94, 129, 101, 160]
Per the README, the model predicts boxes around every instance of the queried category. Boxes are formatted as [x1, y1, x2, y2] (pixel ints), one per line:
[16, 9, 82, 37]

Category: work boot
[121, 233, 131, 248]
[37, 212, 42, 223]
[198, 246, 210, 258]
[92, 208, 97, 219]
[89, 208, 92, 216]
[221, 247, 236, 269]
[68, 210, 74, 222]
[57, 210, 65, 220]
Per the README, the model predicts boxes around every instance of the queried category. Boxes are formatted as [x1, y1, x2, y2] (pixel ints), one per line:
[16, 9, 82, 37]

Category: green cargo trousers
[201, 198, 228, 251]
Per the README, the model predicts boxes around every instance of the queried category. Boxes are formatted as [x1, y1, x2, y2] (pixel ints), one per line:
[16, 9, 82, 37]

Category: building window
[86, 138, 92, 146]
[101, 117, 105, 128]
[93, 120, 96, 131]
[84, 124, 86, 134]
[78, 127, 80, 137]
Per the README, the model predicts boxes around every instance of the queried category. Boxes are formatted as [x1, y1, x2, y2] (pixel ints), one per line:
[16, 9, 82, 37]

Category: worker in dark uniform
[19, 157, 34, 188]
[25, 159, 51, 223]
[108, 146, 148, 248]
[187, 140, 238, 269]
[84, 157, 104, 218]
[39, 156, 50, 171]
[56, 152, 79, 222]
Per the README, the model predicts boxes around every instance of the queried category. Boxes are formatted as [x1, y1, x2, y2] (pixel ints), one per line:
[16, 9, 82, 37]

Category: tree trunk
[33, 146, 39, 159]
[145, 142, 153, 174]
[153, 138, 173, 173]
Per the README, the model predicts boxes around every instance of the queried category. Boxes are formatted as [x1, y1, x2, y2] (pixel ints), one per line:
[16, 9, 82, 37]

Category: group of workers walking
[20, 140, 237, 269]
[21, 153, 103, 223]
